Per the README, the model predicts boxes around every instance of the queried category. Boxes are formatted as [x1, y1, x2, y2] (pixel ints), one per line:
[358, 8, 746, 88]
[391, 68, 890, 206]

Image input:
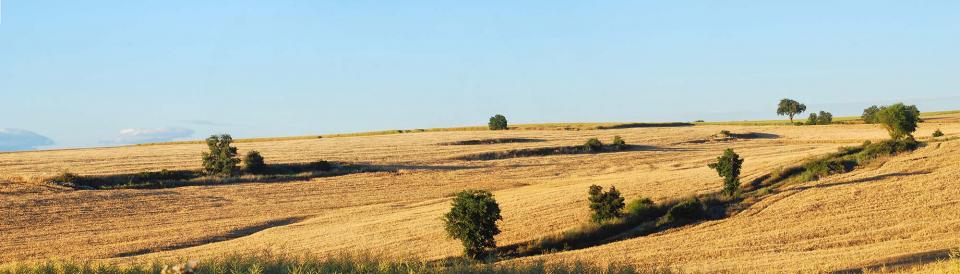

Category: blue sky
[1, 1, 958, 151]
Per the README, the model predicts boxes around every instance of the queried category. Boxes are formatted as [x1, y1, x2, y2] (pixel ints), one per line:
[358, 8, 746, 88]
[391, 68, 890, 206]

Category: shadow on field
[438, 138, 546, 146]
[833, 249, 953, 274]
[789, 171, 931, 191]
[113, 216, 310, 258]
[48, 162, 482, 190]
[454, 145, 697, 161]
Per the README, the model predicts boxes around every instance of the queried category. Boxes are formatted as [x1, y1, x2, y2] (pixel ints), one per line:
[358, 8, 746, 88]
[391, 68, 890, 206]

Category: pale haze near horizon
[1, 1, 958, 151]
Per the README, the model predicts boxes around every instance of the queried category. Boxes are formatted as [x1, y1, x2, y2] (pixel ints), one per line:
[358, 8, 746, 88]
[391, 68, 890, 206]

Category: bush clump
[588, 185, 625, 223]
[443, 189, 503, 259]
[934, 129, 945, 138]
[708, 149, 744, 196]
[625, 197, 657, 220]
[202, 134, 241, 177]
[584, 138, 604, 152]
[243, 151, 267, 174]
[807, 111, 833, 125]
[488, 114, 509, 130]
[658, 197, 705, 226]
[611, 136, 626, 151]
[47, 172, 84, 186]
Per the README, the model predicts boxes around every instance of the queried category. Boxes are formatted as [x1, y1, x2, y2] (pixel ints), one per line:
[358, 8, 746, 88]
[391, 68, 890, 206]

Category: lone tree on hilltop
[588, 185, 625, 223]
[443, 189, 502, 259]
[876, 103, 920, 140]
[488, 114, 508, 130]
[777, 98, 807, 123]
[202, 134, 241, 176]
[708, 149, 744, 196]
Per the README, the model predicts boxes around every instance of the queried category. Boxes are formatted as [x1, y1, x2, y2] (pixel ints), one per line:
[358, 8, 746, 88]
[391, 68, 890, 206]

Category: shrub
[694, 120, 705, 123]
[862, 105, 881, 124]
[818, 111, 833, 125]
[876, 103, 920, 140]
[611, 136, 626, 150]
[584, 138, 604, 152]
[719, 130, 732, 136]
[807, 111, 833, 125]
[588, 185, 626, 223]
[625, 197, 657, 220]
[659, 197, 705, 226]
[777, 98, 807, 123]
[202, 134, 241, 176]
[708, 149, 744, 196]
[488, 114, 508, 130]
[934, 129, 945, 138]
[443, 190, 502, 259]
[806, 113, 819, 125]
[243, 151, 267, 174]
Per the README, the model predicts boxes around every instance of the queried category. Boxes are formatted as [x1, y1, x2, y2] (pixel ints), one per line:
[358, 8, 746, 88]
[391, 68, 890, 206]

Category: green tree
[202, 134, 240, 176]
[933, 129, 945, 138]
[443, 190, 503, 259]
[806, 113, 819, 125]
[588, 185, 625, 223]
[777, 98, 807, 123]
[242, 150, 267, 174]
[708, 149, 744, 196]
[862, 105, 881, 124]
[488, 114, 509, 130]
[876, 103, 920, 140]
[817, 111, 833, 125]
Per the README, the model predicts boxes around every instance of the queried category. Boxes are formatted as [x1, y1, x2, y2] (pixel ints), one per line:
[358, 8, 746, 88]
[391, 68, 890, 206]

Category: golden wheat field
[2, 113, 960, 272]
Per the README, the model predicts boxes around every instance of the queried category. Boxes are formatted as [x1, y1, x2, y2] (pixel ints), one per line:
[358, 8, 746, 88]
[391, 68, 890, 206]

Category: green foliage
[934, 129, 945, 138]
[876, 103, 920, 140]
[862, 105, 882, 124]
[488, 114, 509, 130]
[242, 151, 267, 174]
[202, 134, 241, 176]
[658, 197, 705, 226]
[588, 185, 626, 223]
[625, 197, 657, 219]
[776, 98, 807, 123]
[584, 138, 604, 152]
[806, 113, 819, 125]
[611, 136, 626, 150]
[817, 111, 833, 125]
[807, 111, 833, 125]
[443, 190, 503, 259]
[708, 149, 744, 196]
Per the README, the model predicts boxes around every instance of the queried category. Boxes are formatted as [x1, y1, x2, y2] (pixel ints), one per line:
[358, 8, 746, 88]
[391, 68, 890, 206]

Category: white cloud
[111, 127, 194, 144]
[0, 129, 55, 152]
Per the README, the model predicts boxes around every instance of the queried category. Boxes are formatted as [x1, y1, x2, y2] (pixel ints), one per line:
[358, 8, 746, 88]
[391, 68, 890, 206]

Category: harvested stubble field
[2, 113, 960, 272]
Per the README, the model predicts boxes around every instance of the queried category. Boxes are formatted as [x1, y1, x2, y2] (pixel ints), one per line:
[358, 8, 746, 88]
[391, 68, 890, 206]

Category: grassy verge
[0, 253, 672, 274]
[45, 162, 387, 190]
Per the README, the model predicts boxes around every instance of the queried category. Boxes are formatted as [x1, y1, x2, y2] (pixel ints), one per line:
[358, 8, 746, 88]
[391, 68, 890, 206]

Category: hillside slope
[514, 138, 960, 272]
[0, 115, 957, 273]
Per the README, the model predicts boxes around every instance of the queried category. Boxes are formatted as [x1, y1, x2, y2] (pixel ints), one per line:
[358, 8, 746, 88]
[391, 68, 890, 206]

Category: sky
[1, 1, 959, 151]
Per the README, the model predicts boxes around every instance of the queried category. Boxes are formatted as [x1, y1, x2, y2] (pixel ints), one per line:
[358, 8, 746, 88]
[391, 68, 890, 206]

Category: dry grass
[1, 114, 960, 272]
